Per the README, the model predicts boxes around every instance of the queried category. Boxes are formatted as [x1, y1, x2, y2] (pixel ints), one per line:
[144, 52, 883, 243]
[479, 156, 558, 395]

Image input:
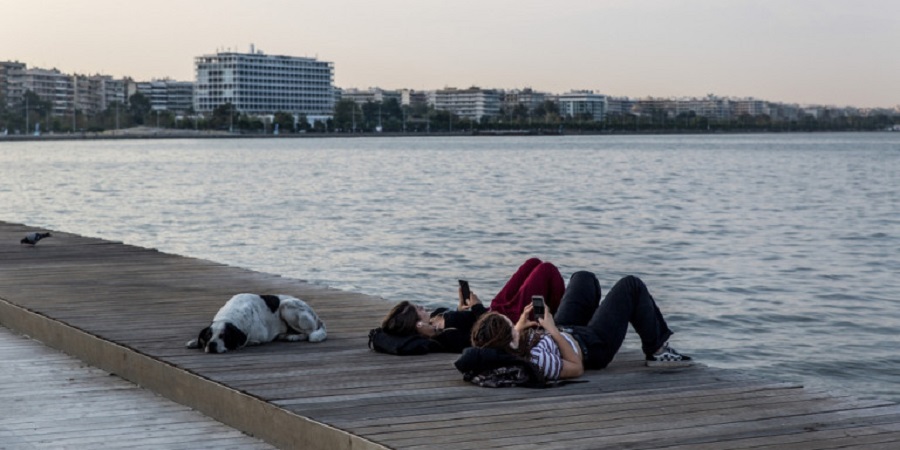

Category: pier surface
[0, 325, 273, 449]
[1, 221, 898, 449]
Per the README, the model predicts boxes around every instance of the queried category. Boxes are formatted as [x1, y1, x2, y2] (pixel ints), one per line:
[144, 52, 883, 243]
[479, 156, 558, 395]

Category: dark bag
[368, 327, 433, 355]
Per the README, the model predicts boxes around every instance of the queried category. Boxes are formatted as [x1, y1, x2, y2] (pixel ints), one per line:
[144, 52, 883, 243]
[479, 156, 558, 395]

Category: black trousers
[555, 272, 673, 369]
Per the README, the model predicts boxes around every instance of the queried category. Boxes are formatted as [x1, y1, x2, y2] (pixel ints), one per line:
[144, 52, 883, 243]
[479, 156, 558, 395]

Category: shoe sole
[646, 360, 694, 368]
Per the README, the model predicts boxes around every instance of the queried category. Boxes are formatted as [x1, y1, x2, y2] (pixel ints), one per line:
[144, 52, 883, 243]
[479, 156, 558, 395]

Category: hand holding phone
[531, 295, 545, 322]
[459, 280, 471, 305]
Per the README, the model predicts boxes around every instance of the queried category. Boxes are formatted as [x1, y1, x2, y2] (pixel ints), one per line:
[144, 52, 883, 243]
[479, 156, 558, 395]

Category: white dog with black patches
[187, 293, 327, 353]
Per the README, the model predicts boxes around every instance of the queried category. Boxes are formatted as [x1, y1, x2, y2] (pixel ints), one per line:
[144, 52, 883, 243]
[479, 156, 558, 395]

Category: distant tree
[533, 100, 559, 121]
[273, 112, 295, 133]
[333, 99, 360, 132]
[296, 113, 310, 132]
[128, 93, 151, 125]
[210, 102, 238, 130]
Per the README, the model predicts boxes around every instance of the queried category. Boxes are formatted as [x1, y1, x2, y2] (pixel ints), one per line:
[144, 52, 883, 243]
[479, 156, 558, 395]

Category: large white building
[433, 87, 501, 121]
[194, 46, 334, 121]
[558, 91, 607, 121]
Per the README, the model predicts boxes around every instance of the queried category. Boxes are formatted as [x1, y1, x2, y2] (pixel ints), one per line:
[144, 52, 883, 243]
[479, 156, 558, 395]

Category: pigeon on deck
[21, 232, 52, 246]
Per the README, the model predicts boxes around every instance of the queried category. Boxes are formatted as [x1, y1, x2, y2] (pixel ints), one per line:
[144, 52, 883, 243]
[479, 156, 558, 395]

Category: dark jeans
[555, 272, 673, 369]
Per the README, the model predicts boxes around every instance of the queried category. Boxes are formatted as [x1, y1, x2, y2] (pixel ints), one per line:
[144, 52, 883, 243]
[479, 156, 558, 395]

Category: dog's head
[186, 322, 248, 353]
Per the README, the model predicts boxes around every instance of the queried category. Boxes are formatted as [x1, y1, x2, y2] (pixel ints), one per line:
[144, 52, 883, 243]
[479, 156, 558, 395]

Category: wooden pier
[1, 220, 898, 449]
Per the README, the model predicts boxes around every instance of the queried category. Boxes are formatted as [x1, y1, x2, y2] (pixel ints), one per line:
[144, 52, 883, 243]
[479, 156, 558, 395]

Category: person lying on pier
[455, 272, 692, 387]
[369, 258, 565, 355]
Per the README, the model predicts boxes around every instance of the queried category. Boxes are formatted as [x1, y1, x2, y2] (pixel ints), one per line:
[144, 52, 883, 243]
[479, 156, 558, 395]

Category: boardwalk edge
[0, 297, 388, 450]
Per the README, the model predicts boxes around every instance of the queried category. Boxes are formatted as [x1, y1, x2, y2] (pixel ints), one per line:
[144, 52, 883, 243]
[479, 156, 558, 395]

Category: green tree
[210, 102, 238, 131]
[128, 93, 151, 125]
[333, 99, 360, 132]
[273, 112, 295, 133]
[295, 113, 310, 132]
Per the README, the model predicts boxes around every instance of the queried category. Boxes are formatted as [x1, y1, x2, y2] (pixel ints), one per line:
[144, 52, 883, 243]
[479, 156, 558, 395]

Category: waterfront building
[633, 97, 676, 118]
[433, 87, 501, 121]
[73, 74, 126, 115]
[768, 103, 801, 121]
[502, 88, 547, 114]
[400, 89, 428, 108]
[733, 98, 770, 117]
[606, 96, 636, 116]
[341, 87, 401, 105]
[129, 79, 194, 114]
[0, 61, 26, 108]
[21, 67, 74, 117]
[193, 46, 334, 122]
[558, 90, 607, 121]
[675, 96, 732, 120]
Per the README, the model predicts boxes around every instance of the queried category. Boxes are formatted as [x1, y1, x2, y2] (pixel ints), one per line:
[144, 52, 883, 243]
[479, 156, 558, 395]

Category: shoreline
[1, 128, 895, 142]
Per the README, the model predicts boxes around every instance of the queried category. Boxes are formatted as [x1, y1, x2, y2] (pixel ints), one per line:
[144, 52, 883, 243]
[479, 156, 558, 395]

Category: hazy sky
[2, 0, 898, 108]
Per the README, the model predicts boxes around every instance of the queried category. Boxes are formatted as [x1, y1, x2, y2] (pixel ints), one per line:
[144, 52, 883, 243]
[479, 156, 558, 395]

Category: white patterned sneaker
[646, 343, 693, 367]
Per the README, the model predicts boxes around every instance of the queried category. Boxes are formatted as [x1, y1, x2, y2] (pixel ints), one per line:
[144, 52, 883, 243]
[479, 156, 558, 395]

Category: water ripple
[1, 133, 898, 403]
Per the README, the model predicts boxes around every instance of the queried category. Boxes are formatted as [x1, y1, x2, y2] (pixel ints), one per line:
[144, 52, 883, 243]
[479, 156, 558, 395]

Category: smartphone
[532, 295, 545, 321]
[458, 279, 471, 304]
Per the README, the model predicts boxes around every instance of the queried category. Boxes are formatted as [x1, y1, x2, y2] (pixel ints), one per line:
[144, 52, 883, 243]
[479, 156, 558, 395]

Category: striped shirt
[529, 332, 579, 380]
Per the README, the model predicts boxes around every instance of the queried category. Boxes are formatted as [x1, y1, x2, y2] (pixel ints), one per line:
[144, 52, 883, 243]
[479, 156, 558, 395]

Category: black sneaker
[646, 343, 693, 367]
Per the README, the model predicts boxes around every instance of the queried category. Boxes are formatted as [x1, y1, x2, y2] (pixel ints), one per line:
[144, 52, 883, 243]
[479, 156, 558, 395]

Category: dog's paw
[278, 333, 308, 342]
[308, 327, 327, 343]
[186, 339, 200, 349]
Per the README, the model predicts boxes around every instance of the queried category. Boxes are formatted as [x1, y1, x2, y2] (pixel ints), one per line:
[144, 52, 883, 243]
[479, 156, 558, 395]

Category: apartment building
[503, 88, 547, 113]
[558, 90, 607, 121]
[194, 46, 334, 120]
[0, 61, 26, 108]
[400, 89, 428, 108]
[21, 67, 74, 116]
[73, 75, 126, 115]
[733, 98, 770, 117]
[606, 96, 636, 116]
[341, 87, 401, 105]
[433, 87, 501, 121]
[129, 79, 194, 114]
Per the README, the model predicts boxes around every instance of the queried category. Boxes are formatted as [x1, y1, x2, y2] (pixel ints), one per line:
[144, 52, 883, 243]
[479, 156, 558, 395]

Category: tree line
[1, 91, 896, 135]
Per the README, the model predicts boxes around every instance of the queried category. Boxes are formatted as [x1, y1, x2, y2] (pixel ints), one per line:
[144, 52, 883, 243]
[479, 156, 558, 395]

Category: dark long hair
[381, 301, 419, 336]
[470, 312, 541, 358]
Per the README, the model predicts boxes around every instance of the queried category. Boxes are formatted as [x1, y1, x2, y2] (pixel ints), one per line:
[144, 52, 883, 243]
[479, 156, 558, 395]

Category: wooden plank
[0, 325, 273, 449]
[0, 220, 897, 450]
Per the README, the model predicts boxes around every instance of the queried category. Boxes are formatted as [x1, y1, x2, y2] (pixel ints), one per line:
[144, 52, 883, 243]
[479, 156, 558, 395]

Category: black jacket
[369, 304, 488, 355]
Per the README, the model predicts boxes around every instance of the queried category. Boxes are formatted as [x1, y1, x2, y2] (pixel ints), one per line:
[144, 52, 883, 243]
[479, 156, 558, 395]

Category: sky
[2, 0, 899, 109]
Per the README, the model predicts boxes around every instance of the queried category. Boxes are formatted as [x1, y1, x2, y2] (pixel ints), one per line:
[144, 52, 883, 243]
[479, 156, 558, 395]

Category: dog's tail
[309, 319, 327, 342]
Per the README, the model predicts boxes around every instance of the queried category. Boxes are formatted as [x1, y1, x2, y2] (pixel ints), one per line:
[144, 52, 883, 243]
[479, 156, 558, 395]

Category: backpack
[367, 327, 433, 355]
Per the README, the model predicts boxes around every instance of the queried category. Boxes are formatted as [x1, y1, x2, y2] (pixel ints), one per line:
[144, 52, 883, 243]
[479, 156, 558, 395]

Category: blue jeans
[555, 272, 673, 369]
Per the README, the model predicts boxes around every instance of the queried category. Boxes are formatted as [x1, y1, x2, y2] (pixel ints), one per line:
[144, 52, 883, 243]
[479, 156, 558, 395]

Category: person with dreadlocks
[460, 271, 692, 384]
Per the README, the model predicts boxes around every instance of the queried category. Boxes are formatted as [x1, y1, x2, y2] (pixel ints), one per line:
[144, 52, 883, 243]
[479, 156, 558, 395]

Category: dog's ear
[188, 327, 212, 350]
[222, 323, 248, 351]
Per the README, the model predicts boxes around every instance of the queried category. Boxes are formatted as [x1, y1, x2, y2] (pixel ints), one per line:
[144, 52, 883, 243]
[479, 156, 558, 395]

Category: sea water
[1, 133, 898, 402]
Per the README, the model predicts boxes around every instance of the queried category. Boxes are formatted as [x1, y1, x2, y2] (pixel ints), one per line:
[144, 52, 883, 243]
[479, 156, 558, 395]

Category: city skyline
[2, 0, 899, 109]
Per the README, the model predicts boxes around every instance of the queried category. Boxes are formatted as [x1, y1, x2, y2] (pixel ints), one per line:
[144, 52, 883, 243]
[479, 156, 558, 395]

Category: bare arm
[539, 311, 584, 379]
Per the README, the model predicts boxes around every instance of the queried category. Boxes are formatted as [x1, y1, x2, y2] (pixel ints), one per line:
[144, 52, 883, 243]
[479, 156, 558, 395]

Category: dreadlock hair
[381, 301, 419, 336]
[470, 312, 542, 358]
